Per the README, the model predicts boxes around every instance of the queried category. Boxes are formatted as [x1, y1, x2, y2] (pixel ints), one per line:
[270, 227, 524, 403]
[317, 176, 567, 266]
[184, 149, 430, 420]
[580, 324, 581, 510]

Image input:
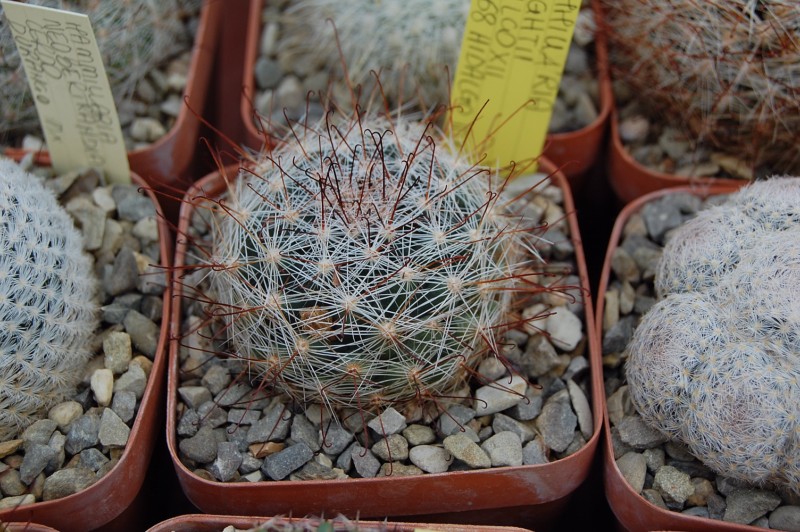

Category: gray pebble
[114, 363, 147, 399]
[291, 414, 321, 452]
[371, 434, 409, 462]
[98, 408, 131, 447]
[22, 419, 58, 448]
[103, 331, 133, 374]
[209, 441, 243, 482]
[78, 448, 109, 472]
[408, 445, 453, 474]
[197, 401, 228, 430]
[535, 397, 578, 453]
[255, 57, 282, 89]
[641, 200, 683, 244]
[602, 315, 636, 354]
[105, 247, 139, 296]
[65, 414, 100, 455]
[769, 506, 800, 532]
[480, 431, 523, 467]
[247, 404, 291, 443]
[402, 424, 436, 446]
[436, 404, 476, 437]
[20, 444, 57, 485]
[522, 437, 548, 465]
[123, 310, 160, 358]
[523, 334, 560, 377]
[506, 387, 543, 421]
[214, 382, 253, 408]
[65, 197, 106, 251]
[492, 413, 535, 444]
[616, 452, 647, 494]
[653, 465, 694, 508]
[723, 488, 782, 524]
[178, 386, 213, 410]
[140, 295, 164, 322]
[111, 391, 137, 424]
[379, 463, 423, 477]
[474, 375, 527, 415]
[443, 433, 491, 469]
[111, 185, 156, 222]
[319, 422, 353, 456]
[239, 453, 263, 475]
[0, 469, 26, 496]
[610, 247, 641, 284]
[567, 380, 593, 439]
[617, 415, 669, 449]
[351, 444, 381, 478]
[261, 442, 314, 480]
[367, 407, 407, 436]
[201, 365, 231, 395]
[177, 408, 201, 437]
[227, 408, 261, 426]
[42, 468, 96, 501]
[179, 426, 218, 463]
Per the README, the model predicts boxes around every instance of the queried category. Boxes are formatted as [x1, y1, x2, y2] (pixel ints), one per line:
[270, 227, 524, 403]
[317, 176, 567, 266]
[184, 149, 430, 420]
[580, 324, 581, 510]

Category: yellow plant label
[1, 0, 130, 184]
[450, 0, 580, 172]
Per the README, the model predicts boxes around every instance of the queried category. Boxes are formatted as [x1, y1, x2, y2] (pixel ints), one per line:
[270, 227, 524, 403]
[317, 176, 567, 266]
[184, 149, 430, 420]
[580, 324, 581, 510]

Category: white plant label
[2, 0, 130, 183]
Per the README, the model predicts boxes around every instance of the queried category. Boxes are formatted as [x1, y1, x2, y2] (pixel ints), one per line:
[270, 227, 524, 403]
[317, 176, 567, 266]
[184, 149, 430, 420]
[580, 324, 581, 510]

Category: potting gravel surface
[249, 0, 601, 137]
[602, 191, 800, 530]
[174, 175, 594, 483]
[0, 156, 166, 508]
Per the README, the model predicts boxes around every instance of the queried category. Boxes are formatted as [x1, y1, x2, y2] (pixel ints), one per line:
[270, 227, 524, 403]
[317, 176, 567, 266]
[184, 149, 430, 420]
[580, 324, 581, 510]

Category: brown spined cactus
[602, 0, 800, 175]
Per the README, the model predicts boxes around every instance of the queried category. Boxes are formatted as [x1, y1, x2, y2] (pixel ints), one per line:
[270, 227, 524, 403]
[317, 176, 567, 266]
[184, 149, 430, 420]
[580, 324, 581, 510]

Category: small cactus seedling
[184, 99, 557, 424]
[627, 178, 800, 494]
[0, 0, 201, 141]
[603, 0, 800, 174]
[0, 158, 99, 440]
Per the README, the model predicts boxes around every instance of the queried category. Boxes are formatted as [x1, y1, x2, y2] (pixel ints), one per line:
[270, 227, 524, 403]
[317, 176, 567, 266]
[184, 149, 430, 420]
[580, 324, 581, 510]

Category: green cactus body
[206, 113, 542, 416]
[627, 177, 800, 494]
[0, 159, 99, 440]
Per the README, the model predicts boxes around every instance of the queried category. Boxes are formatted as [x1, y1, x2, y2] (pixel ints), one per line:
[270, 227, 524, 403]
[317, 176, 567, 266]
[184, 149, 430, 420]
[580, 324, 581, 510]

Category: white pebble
[91, 369, 114, 407]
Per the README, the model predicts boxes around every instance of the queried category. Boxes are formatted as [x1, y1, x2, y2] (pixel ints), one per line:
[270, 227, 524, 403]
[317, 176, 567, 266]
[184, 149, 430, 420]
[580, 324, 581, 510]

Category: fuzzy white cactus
[0, 159, 99, 439]
[202, 110, 547, 417]
[627, 178, 800, 494]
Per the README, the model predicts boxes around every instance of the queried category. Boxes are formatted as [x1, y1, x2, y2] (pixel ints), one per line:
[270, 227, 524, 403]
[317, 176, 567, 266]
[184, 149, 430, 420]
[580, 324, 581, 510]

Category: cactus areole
[206, 115, 543, 415]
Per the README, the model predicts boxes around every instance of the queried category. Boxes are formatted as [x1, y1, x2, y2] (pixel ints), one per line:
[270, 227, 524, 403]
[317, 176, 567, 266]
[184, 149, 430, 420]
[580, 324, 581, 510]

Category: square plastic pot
[166, 156, 603, 529]
[0, 165, 173, 532]
[594, 185, 772, 532]
[147, 514, 534, 532]
[239, 0, 611, 191]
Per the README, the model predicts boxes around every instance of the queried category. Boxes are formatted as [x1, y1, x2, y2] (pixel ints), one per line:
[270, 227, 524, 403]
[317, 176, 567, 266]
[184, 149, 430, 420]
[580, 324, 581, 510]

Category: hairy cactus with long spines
[197, 107, 550, 419]
[602, 0, 800, 174]
[627, 178, 800, 494]
[0, 158, 99, 440]
[0, 0, 201, 140]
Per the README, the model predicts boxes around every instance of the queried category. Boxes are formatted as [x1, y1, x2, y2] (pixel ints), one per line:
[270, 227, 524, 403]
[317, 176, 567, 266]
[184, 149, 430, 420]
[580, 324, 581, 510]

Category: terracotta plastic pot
[167, 157, 602, 529]
[1, 524, 59, 532]
[147, 514, 534, 532]
[240, 0, 611, 191]
[0, 166, 172, 532]
[594, 185, 768, 532]
[541, 0, 612, 190]
[5, 0, 222, 222]
[606, 111, 743, 206]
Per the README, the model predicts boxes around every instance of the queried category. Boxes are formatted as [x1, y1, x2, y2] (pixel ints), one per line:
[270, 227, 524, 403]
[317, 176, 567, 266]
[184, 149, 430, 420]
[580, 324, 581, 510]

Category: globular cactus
[602, 0, 800, 174]
[0, 158, 99, 440]
[627, 178, 800, 494]
[0, 0, 201, 140]
[279, 0, 469, 109]
[203, 110, 546, 418]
